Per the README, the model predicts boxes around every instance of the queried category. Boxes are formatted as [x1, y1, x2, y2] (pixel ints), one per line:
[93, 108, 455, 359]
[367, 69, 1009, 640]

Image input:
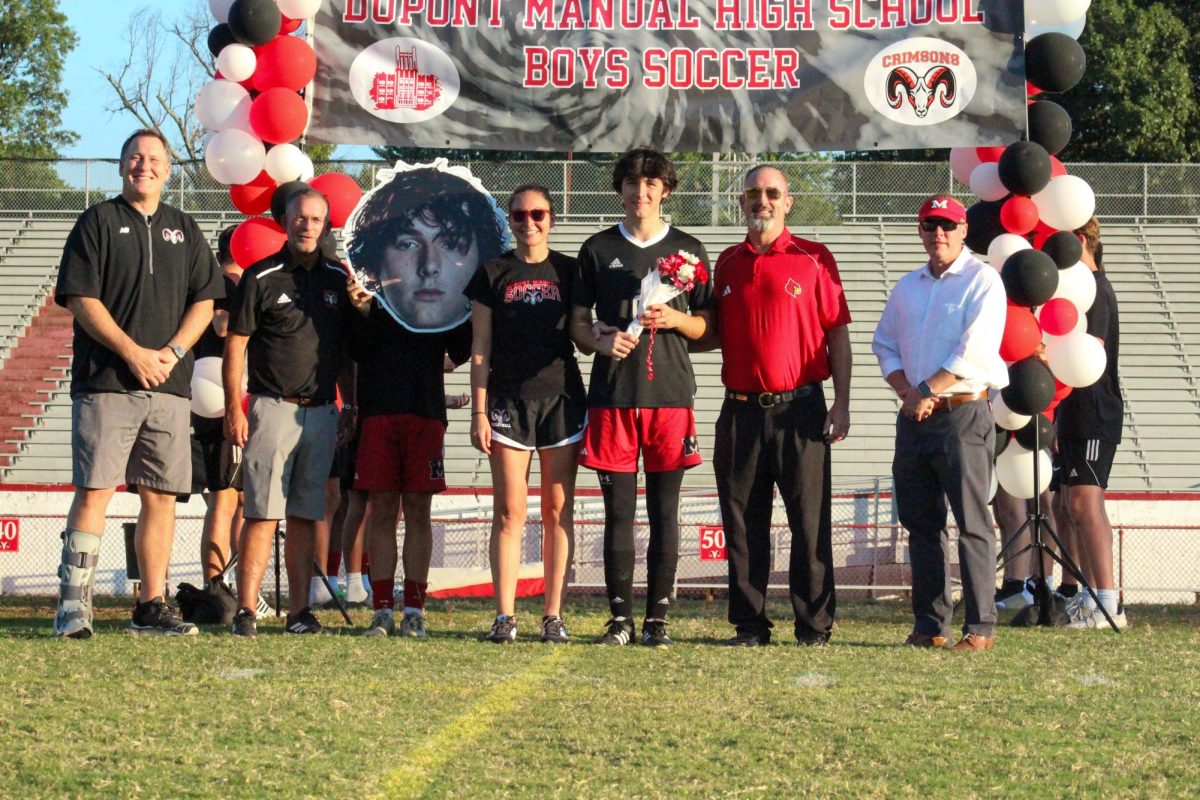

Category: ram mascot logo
[886, 66, 957, 119]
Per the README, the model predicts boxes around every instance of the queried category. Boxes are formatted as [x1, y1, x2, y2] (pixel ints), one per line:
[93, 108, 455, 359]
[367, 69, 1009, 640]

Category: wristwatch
[167, 342, 185, 360]
[917, 381, 933, 399]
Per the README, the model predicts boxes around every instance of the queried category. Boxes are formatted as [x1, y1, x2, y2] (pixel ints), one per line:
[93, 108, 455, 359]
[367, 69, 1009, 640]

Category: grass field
[1, 596, 1197, 799]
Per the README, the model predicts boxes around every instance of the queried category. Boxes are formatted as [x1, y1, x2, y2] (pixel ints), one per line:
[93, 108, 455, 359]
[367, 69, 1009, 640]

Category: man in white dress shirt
[872, 195, 1008, 652]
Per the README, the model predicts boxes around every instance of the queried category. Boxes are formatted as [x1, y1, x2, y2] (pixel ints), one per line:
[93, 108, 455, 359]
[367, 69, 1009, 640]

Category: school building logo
[349, 38, 460, 123]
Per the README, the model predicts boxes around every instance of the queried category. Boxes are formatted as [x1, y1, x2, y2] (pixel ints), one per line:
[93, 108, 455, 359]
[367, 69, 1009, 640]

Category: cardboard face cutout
[344, 159, 508, 332]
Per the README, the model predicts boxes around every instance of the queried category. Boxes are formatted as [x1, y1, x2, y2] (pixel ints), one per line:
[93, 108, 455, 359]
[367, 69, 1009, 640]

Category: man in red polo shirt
[709, 165, 852, 647]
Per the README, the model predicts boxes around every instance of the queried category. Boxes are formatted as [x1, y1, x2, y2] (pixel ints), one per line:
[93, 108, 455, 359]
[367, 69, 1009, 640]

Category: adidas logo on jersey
[277, 293, 292, 304]
[723, 285, 732, 296]
[607, 258, 624, 270]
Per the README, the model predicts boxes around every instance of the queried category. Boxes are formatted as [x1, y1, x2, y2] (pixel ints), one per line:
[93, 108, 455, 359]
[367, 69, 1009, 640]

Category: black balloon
[994, 427, 1012, 460]
[271, 180, 310, 224]
[207, 23, 237, 58]
[228, 0, 282, 47]
[1028, 100, 1073, 155]
[1003, 358, 1055, 416]
[1041, 230, 1082, 268]
[965, 199, 1006, 254]
[1014, 413, 1054, 451]
[1026, 32, 1086, 94]
[998, 141, 1052, 196]
[1002, 249, 1059, 307]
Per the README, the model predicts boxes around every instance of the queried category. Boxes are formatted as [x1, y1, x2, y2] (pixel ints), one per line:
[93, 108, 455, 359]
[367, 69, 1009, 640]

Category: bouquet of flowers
[625, 250, 709, 379]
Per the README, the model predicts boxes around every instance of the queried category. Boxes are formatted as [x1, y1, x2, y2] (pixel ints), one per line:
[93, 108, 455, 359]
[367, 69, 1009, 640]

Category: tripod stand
[216, 522, 353, 625]
[995, 425, 1120, 633]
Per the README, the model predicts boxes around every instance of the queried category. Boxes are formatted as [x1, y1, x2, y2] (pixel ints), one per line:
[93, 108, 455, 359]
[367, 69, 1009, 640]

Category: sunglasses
[920, 219, 961, 232]
[509, 209, 550, 223]
[743, 187, 784, 201]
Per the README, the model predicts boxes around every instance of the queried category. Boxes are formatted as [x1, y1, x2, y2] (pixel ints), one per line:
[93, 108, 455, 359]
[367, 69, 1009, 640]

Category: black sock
[600, 471, 638, 620]
[1059, 583, 1079, 598]
[644, 469, 683, 621]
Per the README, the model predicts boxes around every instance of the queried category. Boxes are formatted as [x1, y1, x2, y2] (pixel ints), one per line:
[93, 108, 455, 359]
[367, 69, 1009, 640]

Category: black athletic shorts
[486, 393, 586, 451]
[1056, 438, 1117, 489]
[190, 426, 242, 494]
[330, 428, 359, 492]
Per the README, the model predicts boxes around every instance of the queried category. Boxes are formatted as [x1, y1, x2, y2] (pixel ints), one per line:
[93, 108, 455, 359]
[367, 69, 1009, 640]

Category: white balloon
[1025, 0, 1090, 26]
[991, 392, 1032, 431]
[205, 128, 267, 185]
[949, 147, 981, 187]
[989, 468, 999, 503]
[264, 143, 315, 183]
[1045, 332, 1107, 387]
[217, 44, 257, 83]
[1033, 175, 1096, 232]
[1027, 13, 1087, 39]
[987, 233, 1032, 271]
[195, 80, 251, 132]
[276, 0, 322, 18]
[190, 357, 225, 418]
[208, 0, 235, 24]
[995, 443, 1053, 500]
[969, 161, 1008, 202]
[1052, 261, 1097, 313]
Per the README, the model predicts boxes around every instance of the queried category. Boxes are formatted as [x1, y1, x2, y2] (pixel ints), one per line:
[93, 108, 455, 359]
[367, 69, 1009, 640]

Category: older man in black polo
[223, 188, 365, 636]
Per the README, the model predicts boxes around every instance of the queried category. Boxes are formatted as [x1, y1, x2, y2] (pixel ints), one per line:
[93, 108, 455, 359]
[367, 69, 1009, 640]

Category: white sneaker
[400, 609, 428, 638]
[363, 608, 395, 637]
[1064, 592, 1091, 623]
[1067, 606, 1128, 630]
[255, 594, 275, 620]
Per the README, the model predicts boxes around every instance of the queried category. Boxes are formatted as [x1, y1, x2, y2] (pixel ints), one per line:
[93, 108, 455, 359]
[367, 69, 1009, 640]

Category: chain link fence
[4, 158, 1200, 224]
[3, 485, 1197, 605]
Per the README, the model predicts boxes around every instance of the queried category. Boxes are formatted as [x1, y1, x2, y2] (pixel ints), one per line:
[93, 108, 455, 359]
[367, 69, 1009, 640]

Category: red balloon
[1026, 80, 1042, 98]
[1031, 219, 1058, 249]
[309, 172, 363, 228]
[1053, 377, 1073, 401]
[1039, 298, 1079, 336]
[249, 88, 309, 144]
[231, 217, 287, 268]
[1000, 305, 1042, 363]
[1049, 155, 1068, 177]
[1000, 196, 1039, 235]
[279, 15, 303, 34]
[976, 146, 1005, 163]
[229, 170, 277, 216]
[252, 35, 317, 92]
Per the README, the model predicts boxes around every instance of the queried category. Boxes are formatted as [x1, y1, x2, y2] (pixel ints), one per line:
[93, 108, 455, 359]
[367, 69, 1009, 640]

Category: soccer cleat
[641, 618, 672, 649]
[1067, 606, 1128, 631]
[255, 594, 275, 620]
[129, 597, 199, 636]
[54, 529, 101, 639]
[231, 607, 258, 637]
[399, 609, 428, 638]
[487, 614, 518, 644]
[995, 579, 1034, 611]
[284, 608, 322, 635]
[540, 615, 569, 644]
[596, 617, 634, 646]
[363, 608, 395, 638]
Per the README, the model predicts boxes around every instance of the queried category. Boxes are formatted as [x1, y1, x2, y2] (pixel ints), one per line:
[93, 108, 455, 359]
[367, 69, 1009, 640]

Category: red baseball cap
[918, 195, 967, 223]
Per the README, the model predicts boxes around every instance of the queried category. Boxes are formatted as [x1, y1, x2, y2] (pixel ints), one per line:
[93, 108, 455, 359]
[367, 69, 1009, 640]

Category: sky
[57, 0, 365, 161]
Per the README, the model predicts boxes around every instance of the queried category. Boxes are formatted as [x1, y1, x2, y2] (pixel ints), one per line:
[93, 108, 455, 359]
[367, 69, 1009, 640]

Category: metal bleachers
[4, 218, 1200, 491]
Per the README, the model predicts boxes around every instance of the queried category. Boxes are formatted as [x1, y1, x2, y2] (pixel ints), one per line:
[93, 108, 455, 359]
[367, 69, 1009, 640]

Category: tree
[0, 0, 78, 159]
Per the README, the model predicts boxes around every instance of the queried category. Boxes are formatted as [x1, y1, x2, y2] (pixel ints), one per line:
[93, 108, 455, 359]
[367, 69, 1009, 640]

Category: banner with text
[309, 0, 1025, 153]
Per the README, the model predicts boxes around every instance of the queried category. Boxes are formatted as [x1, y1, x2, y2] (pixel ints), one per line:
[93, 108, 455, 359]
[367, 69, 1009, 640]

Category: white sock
[1079, 591, 1098, 612]
[346, 572, 368, 601]
[1043, 573, 1057, 592]
[310, 577, 332, 604]
[1095, 588, 1119, 615]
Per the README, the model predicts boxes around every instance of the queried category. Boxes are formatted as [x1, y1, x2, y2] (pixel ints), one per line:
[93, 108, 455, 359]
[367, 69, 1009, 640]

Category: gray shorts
[242, 396, 338, 521]
[72, 391, 192, 494]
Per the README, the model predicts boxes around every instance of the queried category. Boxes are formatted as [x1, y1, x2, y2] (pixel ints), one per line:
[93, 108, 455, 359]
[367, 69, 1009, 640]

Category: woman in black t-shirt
[466, 185, 586, 644]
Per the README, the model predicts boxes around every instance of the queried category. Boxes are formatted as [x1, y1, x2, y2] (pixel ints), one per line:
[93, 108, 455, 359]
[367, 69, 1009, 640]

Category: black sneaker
[540, 615, 569, 644]
[487, 614, 517, 644]
[129, 597, 199, 636]
[231, 607, 258, 637]
[796, 632, 830, 647]
[596, 617, 634, 646]
[641, 618, 672, 648]
[995, 579, 1034, 611]
[724, 629, 770, 647]
[284, 607, 322, 634]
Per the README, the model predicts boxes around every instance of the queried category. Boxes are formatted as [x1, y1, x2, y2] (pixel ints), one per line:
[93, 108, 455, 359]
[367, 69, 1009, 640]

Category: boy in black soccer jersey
[569, 147, 714, 648]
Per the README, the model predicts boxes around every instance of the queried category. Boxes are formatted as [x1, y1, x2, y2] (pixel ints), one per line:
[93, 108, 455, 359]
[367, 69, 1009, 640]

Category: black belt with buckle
[278, 395, 332, 407]
[725, 383, 818, 408]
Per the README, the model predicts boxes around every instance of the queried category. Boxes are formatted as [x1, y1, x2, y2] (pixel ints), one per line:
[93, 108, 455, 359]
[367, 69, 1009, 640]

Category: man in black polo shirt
[53, 128, 222, 638]
[223, 188, 363, 636]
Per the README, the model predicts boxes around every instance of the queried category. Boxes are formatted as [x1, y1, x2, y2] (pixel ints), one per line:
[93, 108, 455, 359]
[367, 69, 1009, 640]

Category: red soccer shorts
[579, 407, 702, 473]
[353, 413, 447, 493]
